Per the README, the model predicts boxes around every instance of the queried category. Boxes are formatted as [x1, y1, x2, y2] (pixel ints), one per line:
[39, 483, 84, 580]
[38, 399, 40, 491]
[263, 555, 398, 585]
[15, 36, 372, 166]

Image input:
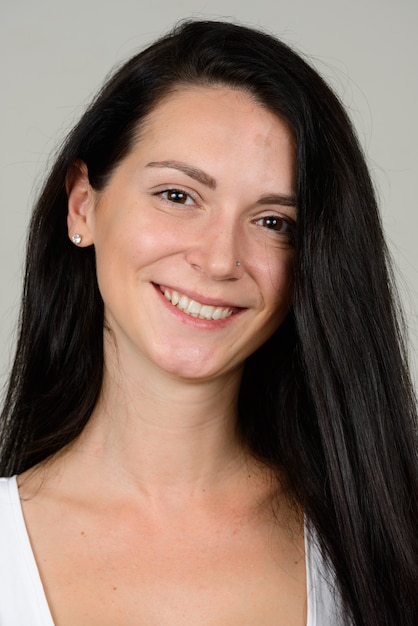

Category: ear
[66, 160, 95, 246]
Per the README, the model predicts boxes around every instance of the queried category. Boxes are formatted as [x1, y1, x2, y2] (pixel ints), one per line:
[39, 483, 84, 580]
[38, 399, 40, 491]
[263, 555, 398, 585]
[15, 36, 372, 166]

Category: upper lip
[155, 283, 245, 310]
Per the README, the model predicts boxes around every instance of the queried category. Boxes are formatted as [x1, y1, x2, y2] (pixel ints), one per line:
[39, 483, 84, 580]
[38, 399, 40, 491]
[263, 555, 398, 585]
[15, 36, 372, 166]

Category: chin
[151, 347, 240, 382]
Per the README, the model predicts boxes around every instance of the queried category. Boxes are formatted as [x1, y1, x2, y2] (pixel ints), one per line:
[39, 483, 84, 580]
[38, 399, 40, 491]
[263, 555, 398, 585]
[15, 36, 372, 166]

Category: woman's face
[69, 86, 296, 381]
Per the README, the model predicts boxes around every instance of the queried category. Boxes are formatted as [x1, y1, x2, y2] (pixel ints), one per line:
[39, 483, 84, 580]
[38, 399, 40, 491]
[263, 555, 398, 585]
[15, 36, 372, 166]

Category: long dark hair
[1, 20, 417, 625]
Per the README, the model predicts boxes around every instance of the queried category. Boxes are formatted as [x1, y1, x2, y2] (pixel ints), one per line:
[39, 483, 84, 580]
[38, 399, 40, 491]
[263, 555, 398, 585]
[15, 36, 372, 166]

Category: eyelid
[152, 186, 201, 206]
[254, 210, 296, 225]
[253, 212, 297, 239]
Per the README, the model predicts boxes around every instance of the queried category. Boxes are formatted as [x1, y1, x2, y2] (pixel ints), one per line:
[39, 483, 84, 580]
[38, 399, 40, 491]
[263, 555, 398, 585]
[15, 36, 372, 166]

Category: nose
[185, 219, 243, 281]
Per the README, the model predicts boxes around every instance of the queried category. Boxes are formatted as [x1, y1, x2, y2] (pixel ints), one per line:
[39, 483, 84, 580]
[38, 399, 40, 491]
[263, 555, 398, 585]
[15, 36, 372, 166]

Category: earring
[71, 233, 82, 245]
[236, 260, 241, 266]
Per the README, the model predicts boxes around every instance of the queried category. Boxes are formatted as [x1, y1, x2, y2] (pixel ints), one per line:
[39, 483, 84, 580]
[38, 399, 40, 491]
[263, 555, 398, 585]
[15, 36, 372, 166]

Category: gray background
[1, 0, 417, 394]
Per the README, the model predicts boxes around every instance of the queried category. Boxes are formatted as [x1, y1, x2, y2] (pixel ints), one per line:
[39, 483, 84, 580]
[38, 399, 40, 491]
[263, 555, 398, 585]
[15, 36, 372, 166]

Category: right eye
[157, 189, 195, 205]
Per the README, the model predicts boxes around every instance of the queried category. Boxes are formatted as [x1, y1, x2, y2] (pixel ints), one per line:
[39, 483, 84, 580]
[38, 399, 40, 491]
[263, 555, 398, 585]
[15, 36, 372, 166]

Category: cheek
[119, 206, 188, 260]
[245, 256, 294, 357]
[91, 221, 136, 305]
[93, 212, 187, 300]
[257, 250, 294, 309]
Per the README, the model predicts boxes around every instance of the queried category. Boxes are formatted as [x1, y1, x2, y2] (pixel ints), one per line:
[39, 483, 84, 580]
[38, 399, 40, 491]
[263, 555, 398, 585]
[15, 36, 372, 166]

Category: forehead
[138, 84, 294, 146]
[129, 86, 296, 187]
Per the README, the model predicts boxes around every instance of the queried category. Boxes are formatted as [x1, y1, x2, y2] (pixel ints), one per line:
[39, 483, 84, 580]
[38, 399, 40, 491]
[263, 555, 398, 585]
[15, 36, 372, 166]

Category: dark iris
[168, 190, 188, 203]
[265, 217, 283, 230]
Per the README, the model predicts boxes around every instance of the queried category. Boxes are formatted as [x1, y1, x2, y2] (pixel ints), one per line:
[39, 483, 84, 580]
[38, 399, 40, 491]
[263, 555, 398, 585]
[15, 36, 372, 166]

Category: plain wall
[1, 0, 417, 394]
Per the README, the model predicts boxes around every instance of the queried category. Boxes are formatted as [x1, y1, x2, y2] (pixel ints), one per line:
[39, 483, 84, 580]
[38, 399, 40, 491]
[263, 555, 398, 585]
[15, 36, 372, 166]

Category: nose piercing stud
[236, 261, 241, 266]
[71, 233, 82, 245]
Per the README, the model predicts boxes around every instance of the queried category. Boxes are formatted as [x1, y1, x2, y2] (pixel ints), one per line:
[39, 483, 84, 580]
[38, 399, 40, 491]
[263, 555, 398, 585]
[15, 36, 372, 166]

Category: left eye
[254, 215, 290, 232]
[159, 189, 195, 205]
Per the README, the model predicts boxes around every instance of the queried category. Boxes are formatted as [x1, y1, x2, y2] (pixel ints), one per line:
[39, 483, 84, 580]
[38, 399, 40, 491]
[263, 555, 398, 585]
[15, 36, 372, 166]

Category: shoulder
[0, 476, 24, 575]
[0, 475, 55, 625]
[305, 521, 352, 625]
[0, 475, 19, 520]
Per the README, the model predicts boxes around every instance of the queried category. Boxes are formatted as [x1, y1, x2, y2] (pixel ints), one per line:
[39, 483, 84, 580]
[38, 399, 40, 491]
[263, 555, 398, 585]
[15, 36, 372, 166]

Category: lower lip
[153, 284, 244, 329]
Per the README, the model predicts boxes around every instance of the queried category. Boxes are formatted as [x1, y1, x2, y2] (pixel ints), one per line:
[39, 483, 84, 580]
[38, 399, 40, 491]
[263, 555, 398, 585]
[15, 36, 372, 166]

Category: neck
[68, 349, 247, 499]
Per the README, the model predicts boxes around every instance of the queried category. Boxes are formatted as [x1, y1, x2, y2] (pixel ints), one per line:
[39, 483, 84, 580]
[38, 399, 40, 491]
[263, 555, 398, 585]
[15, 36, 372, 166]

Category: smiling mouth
[161, 287, 235, 320]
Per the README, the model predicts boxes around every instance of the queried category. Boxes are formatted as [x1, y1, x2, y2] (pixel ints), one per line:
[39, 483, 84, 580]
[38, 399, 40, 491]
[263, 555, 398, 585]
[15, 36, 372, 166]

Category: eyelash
[253, 215, 295, 235]
[154, 188, 197, 206]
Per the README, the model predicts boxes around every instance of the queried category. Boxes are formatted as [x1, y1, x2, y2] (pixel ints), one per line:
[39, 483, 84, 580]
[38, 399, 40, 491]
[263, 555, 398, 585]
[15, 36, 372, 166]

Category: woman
[0, 19, 417, 625]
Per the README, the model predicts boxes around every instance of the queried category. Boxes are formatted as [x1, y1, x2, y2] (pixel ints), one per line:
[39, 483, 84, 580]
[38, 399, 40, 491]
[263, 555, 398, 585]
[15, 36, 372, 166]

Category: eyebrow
[258, 194, 297, 208]
[146, 160, 296, 209]
[146, 160, 217, 190]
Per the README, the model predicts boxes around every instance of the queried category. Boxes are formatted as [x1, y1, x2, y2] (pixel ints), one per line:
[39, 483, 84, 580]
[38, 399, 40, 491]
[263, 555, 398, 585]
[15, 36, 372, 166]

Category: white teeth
[163, 289, 233, 320]
[200, 305, 215, 320]
[178, 295, 189, 310]
[186, 300, 201, 315]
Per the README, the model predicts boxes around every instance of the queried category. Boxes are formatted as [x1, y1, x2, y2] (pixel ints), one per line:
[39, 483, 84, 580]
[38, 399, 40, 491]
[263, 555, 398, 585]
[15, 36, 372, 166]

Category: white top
[0, 475, 346, 625]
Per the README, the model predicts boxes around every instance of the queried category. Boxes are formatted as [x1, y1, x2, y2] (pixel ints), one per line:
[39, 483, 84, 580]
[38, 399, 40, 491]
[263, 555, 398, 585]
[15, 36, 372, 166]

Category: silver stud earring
[71, 233, 82, 245]
[236, 260, 241, 266]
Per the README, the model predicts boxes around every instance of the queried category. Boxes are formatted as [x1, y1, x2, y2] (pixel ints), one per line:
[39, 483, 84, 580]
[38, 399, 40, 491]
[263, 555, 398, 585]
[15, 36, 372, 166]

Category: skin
[19, 86, 306, 625]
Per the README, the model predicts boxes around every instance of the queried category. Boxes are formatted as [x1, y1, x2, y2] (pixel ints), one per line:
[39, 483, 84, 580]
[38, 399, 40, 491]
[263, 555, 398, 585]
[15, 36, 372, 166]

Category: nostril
[184, 237, 243, 281]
